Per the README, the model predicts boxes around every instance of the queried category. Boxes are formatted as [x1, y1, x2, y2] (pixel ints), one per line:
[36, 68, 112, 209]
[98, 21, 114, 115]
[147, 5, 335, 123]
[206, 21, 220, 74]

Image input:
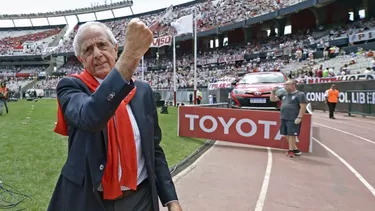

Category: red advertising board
[178, 107, 312, 152]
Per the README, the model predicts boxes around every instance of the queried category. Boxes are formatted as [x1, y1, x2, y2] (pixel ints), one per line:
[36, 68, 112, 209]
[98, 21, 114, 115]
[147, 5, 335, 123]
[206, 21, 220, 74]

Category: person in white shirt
[364, 67, 372, 75]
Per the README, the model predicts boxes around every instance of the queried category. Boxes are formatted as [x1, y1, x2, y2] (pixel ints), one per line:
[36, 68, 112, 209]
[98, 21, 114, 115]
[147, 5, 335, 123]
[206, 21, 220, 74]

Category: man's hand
[116, 18, 153, 80]
[167, 201, 183, 211]
[272, 86, 279, 93]
[294, 117, 302, 124]
[270, 87, 280, 102]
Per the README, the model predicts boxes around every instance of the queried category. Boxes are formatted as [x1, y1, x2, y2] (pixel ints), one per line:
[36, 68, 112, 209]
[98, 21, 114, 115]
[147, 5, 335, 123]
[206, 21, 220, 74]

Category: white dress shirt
[96, 78, 147, 191]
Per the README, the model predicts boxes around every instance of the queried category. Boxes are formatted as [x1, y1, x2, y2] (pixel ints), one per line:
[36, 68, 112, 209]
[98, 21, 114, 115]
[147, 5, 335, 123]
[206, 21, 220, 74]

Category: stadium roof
[0, 0, 134, 28]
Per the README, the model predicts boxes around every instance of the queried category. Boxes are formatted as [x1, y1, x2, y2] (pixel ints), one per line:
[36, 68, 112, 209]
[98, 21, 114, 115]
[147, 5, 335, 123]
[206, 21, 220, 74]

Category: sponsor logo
[178, 107, 312, 152]
[349, 30, 375, 43]
[150, 36, 172, 48]
[208, 82, 232, 90]
[305, 74, 375, 84]
[305, 91, 375, 104]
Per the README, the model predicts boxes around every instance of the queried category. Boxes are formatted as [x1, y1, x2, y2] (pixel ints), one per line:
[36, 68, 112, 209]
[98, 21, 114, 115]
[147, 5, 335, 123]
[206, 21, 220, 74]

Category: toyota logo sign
[254, 92, 262, 96]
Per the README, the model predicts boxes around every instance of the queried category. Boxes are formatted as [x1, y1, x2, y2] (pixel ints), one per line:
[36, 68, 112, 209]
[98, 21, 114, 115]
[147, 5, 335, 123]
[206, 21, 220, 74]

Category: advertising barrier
[178, 106, 312, 152]
[348, 30, 375, 43]
[298, 80, 375, 113]
[305, 74, 375, 84]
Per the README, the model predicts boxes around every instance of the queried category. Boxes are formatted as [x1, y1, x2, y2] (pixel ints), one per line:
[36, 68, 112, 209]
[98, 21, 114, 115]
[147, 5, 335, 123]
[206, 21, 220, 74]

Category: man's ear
[114, 44, 119, 60]
[77, 56, 83, 63]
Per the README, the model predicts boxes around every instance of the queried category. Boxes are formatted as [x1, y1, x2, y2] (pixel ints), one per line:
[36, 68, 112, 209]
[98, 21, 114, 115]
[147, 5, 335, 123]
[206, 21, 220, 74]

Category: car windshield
[238, 74, 286, 84]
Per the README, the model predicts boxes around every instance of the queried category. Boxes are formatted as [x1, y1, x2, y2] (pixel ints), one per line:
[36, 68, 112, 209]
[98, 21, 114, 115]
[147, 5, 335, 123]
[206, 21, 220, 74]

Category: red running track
[160, 111, 375, 211]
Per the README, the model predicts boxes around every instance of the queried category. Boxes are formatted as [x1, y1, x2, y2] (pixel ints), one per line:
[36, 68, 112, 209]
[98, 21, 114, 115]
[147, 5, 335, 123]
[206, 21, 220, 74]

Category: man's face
[77, 26, 118, 79]
[284, 82, 295, 93]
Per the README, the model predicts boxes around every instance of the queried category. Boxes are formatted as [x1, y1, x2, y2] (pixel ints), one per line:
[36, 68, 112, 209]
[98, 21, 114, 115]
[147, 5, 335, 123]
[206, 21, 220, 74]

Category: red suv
[230, 72, 287, 110]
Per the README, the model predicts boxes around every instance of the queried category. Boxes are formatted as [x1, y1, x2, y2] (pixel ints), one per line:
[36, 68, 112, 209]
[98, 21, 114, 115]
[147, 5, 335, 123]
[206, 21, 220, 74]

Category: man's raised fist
[123, 18, 153, 60]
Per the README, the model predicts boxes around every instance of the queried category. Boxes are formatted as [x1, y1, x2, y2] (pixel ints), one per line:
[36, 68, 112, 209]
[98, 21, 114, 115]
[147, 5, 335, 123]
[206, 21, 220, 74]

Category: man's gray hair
[73, 21, 118, 57]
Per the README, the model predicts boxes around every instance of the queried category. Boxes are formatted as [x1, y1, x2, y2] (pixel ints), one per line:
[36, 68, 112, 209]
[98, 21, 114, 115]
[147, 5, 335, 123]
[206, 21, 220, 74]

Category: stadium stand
[0, 26, 64, 56]
[0, 0, 375, 94]
[56, 0, 303, 53]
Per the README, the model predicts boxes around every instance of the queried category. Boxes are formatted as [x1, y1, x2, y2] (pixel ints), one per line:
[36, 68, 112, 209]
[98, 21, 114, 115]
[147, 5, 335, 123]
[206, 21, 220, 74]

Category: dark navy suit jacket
[47, 69, 178, 211]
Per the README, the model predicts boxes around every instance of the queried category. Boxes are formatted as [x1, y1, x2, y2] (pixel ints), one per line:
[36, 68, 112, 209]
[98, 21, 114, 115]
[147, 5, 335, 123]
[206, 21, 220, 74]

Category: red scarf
[54, 69, 138, 200]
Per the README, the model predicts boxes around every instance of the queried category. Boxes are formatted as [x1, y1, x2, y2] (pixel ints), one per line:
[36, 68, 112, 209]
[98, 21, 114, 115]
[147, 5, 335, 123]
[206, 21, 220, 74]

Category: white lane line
[313, 111, 375, 124]
[313, 116, 374, 130]
[313, 137, 375, 197]
[254, 147, 273, 211]
[314, 123, 375, 145]
[26, 104, 35, 121]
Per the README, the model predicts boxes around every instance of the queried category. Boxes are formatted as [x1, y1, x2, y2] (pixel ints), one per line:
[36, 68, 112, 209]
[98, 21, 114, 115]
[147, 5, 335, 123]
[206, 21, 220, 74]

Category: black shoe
[293, 149, 302, 156]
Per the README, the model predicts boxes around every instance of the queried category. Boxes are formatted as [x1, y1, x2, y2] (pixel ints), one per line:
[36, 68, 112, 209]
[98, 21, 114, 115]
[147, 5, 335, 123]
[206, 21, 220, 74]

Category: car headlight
[233, 89, 245, 94]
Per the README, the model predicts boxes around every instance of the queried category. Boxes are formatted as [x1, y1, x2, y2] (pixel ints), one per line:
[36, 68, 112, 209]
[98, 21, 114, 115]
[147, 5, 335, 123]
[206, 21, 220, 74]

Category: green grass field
[0, 99, 203, 210]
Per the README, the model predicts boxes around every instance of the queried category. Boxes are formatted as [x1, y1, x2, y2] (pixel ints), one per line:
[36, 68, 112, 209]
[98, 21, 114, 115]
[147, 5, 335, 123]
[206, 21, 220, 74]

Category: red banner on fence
[150, 35, 172, 48]
[178, 107, 312, 152]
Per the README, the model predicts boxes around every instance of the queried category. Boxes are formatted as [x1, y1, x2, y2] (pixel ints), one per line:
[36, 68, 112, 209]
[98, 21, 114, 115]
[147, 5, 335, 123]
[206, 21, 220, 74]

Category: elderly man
[49, 19, 182, 211]
[270, 79, 307, 158]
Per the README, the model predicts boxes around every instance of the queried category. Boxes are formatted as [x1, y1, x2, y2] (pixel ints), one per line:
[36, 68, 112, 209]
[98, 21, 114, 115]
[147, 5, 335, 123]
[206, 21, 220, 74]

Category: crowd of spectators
[34, 77, 61, 90]
[322, 19, 375, 41]
[0, 28, 62, 56]
[0, 65, 48, 76]
[2, 46, 374, 91]
[0, 65, 49, 91]
[1, 0, 375, 91]
[0, 0, 372, 59]
[57, 0, 305, 53]
[0, 0, 374, 59]
[3, 78, 33, 91]
[288, 48, 375, 84]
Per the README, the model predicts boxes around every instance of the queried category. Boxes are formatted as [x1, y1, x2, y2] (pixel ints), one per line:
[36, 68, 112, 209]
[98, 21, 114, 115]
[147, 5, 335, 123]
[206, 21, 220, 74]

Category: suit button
[99, 164, 104, 170]
[107, 92, 115, 101]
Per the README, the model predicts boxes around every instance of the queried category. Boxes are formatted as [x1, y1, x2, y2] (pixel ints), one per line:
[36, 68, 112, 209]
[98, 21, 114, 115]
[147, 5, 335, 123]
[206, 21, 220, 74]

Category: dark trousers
[327, 102, 336, 118]
[101, 180, 153, 211]
[0, 99, 7, 113]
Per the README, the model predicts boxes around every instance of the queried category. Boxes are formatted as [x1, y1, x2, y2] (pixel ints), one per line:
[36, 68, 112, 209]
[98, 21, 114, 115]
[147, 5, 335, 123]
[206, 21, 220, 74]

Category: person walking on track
[325, 84, 339, 119]
[270, 79, 307, 158]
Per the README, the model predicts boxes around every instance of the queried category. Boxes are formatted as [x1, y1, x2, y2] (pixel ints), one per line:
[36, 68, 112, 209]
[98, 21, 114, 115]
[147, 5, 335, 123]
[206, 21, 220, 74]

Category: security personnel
[325, 84, 339, 119]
